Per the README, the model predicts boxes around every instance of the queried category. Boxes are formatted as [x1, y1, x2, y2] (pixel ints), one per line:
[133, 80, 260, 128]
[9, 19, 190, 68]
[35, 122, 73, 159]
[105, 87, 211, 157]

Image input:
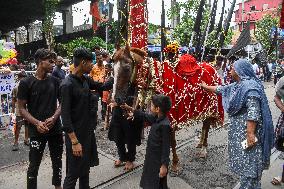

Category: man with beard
[18, 49, 63, 189]
[61, 47, 113, 189]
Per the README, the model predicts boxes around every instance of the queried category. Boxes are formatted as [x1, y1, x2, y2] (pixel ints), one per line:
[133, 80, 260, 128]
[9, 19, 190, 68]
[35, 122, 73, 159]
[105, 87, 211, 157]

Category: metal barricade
[0, 71, 35, 130]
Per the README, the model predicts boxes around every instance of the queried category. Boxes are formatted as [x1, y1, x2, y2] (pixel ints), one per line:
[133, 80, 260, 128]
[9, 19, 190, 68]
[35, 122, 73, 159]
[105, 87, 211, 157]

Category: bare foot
[114, 160, 125, 167]
[124, 161, 134, 171]
[104, 122, 109, 130]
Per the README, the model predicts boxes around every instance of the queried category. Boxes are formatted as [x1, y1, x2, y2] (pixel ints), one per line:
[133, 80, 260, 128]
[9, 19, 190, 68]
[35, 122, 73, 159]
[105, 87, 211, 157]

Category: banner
[0, 73, 15, 94]
[129, 0, 148, 49]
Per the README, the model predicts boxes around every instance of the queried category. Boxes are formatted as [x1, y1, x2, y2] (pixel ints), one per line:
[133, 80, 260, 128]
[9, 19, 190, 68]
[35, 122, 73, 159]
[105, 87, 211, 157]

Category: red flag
[129, 0, 148, 49]
[280, 0, 284, 28]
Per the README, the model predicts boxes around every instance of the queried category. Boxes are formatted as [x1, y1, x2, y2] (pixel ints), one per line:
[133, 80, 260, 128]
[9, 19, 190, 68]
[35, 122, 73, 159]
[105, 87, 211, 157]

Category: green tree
[148, 23, 160, 35]
[167, 0, 211, 46]
[43, 0, 59, 50]
[255, 14, 279, 55]
[206, 28, 234, 48]
[57, 37, 114, 58]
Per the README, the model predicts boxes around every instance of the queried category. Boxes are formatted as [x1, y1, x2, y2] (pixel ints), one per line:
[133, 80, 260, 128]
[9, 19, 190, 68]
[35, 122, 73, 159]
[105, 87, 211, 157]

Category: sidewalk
[0, 149, 193, 189]
[261, 152, 284, 189]
[1, 147, 284, 189]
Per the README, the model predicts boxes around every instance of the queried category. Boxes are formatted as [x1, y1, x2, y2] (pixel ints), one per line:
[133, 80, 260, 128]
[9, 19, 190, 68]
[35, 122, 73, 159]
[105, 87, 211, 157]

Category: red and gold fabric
[161, 54, 224, 127]
[129, 0, 148, 49]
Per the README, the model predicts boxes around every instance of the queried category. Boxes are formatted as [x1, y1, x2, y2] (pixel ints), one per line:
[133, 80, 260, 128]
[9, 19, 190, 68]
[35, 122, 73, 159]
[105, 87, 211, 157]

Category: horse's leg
[202, 118, 211, 147]
[171, 128, 179, 172]
[198, 118, 211, 158]
[196, 119, 209, 148]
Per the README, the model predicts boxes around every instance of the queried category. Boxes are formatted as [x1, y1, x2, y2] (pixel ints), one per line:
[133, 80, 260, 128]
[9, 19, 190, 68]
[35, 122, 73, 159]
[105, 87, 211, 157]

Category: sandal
[271, 177, 282, 185]
[114, 160, 125, 168]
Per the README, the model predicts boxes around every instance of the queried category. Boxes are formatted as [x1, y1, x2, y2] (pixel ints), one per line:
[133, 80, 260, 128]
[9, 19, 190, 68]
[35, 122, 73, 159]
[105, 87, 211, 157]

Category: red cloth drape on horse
[161, 54, 224, 127]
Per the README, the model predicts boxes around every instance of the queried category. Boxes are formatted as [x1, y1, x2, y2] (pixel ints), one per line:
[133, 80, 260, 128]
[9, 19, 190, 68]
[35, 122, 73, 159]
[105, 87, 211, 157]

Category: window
[250, 5, 256, 11]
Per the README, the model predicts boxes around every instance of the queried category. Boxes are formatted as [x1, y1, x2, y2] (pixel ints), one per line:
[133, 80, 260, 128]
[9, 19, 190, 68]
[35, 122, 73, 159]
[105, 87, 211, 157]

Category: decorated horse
[111, 43, 224, 172]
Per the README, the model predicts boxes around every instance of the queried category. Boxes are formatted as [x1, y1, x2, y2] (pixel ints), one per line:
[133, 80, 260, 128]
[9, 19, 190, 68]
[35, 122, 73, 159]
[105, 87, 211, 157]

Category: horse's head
[112, 44, 146, 104]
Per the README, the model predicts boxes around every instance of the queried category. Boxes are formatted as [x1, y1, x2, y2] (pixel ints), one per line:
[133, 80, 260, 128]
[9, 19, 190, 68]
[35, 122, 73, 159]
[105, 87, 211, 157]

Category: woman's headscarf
[221, 59, 274, 169]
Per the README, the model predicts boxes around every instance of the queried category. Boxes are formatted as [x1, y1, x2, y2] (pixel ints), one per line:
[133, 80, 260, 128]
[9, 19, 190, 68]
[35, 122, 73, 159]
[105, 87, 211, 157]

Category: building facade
[235, 0, 282, 31]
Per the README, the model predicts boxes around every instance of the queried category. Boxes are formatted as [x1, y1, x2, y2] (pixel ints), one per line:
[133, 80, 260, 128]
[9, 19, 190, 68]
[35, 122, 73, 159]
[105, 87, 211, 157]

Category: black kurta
[136, 111, 171, 189]
[108, 106, 144, 145]
[108, 84, 144, 146]
[60, 74, 113, 176]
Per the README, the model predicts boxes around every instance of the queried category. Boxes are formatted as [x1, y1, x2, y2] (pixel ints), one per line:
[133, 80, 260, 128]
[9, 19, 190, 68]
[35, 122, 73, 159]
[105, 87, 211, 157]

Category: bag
[275, 113, 284, 151]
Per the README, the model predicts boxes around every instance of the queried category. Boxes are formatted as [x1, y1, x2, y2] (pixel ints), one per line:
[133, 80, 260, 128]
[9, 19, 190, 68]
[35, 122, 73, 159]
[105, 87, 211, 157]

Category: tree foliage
[207, 28, 234, 48]
[167, 0, 200, 46]
[255, 14, 279, 55]
[167, 0, 224, 47]
[43, 0, 59, 50]
[148, 23, 160, 35]
[57, 37, 114, 58]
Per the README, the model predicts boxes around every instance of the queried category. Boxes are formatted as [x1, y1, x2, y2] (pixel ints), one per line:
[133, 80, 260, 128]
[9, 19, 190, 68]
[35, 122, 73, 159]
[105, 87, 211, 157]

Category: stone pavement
[0, 149, 193, 189]
[0, 81, 283, 189]
[0, 146, 283, 189]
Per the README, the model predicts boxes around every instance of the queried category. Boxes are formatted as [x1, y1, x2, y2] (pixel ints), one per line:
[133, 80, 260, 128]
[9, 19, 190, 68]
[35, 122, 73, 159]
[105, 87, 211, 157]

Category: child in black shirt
[121, 94, 172, 189]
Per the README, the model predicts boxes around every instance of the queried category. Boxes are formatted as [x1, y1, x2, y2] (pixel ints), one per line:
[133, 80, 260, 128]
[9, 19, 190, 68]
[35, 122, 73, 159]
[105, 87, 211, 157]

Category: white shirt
[267, 63, 273, 72]
[252, 64, 259, 74]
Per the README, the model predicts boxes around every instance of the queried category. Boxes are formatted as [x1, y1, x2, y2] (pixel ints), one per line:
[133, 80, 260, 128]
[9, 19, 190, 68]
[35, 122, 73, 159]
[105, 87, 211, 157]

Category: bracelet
[72, 141, 79, 145]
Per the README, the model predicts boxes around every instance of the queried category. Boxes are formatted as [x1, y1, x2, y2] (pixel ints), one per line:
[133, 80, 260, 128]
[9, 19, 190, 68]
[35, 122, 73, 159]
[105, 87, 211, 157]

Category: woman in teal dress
[201, 59, 274, 189]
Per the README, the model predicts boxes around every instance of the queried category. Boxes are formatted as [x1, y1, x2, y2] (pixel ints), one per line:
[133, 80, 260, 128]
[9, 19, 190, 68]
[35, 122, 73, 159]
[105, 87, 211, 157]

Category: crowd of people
[6, 44, 284, 189]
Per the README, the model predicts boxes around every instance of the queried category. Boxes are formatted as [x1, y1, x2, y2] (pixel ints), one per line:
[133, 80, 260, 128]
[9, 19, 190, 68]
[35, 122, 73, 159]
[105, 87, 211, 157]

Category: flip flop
[271, 177, 282, 185]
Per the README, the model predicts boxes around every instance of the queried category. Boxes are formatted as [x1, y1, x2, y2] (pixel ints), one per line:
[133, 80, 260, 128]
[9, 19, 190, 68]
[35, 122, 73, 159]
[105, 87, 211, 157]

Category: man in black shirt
[61, 47, 113, 189]
[52, 56, 66, 81]
[18, 49, 63, 189]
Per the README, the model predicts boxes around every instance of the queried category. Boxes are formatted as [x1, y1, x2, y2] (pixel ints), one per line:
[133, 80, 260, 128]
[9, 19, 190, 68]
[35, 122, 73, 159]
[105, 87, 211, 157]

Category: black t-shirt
[17, 75, 62, 137]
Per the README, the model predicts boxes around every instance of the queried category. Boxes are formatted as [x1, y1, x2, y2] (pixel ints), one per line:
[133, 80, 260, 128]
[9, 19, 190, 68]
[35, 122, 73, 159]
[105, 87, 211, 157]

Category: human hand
[45, 117, 55, 129]
[72, 143, 83, 157]
[247, 133, 257, 148]
[36, 121, 49, 133]
[108, 101, 118, 111]
[159, 164, 168, 178]
[200, 81, 207, 89]
[120, 103, 133, 112]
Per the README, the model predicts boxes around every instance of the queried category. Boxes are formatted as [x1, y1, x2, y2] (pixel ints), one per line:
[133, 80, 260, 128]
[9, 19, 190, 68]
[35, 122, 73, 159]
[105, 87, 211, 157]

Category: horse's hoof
[198, 147, 207, 158]
[170, 163, 180, 174]
[196, 143, 203, 148]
